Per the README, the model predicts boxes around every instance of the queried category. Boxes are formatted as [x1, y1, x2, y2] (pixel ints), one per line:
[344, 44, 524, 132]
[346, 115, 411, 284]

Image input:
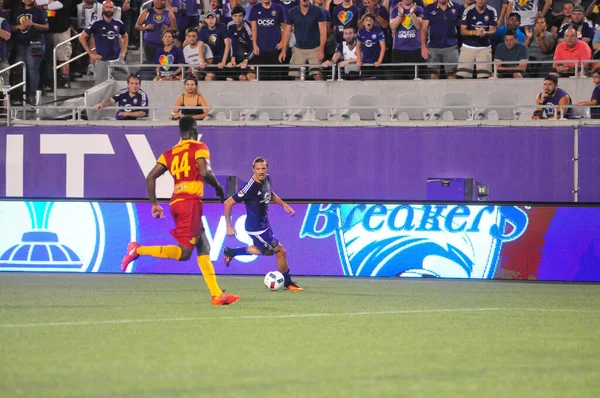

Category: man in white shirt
[182, 27, 213, 79]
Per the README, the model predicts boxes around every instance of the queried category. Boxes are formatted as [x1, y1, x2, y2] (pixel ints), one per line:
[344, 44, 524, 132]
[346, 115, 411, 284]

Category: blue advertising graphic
[0, 200, 598, 282]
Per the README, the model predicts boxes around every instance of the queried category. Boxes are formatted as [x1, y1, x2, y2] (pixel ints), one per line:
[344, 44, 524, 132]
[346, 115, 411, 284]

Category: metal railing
[53, 32, 95, 102]
[108, 62, 338, 81]
[108, 60, 587, 81]
[1, 61, 27, 127]
[8, 103, 597, 124]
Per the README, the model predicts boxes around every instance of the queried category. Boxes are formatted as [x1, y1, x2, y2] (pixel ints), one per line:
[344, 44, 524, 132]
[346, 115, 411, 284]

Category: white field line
[0, 308, 501, 329]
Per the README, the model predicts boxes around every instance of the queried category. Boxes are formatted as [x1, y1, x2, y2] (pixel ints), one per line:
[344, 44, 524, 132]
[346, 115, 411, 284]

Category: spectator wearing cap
[198, 9, 231, 79]
[136, 0, 177, 65]
[557, 4, 594, 44]
[493, 28, 528, 77]
[553, 26, 592, 76]
[280, 0, 327, 80]
[493, 11, 524, 44]
[93, 73, 149, 120]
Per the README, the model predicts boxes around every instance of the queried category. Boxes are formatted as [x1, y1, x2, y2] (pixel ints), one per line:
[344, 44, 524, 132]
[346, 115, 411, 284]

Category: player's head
[361, 13, 375, 30]
[186, 27, 198, 44]
[179, 116, 198, 140]
[343, 26, 357, 43]
[102, 0, 115, 16]
[592, 68, 600, 85]
[184, 76, 198, 93]
[544, 74, 558, 95]
[127, 74, 141, 93]
[252, 157, 268, 181]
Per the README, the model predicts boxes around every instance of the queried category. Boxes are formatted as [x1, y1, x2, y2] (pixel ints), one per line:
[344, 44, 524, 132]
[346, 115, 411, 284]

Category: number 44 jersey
[157, 139, 210, 203]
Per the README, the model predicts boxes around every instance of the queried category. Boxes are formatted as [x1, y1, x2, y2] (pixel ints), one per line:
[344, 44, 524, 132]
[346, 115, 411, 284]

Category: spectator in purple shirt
[456, 0, 497, 79]
[12, 0, 48, 103]
[421, 0, 463, 79]
[576, 67, 600, 118]
[198, 10, 231, 80]
[249, 0, 286, 80]
[356, 13, 385, 78]
[154, 30, 185, 80]
[390, 0, 424, 79]
[332, 0, 360, 44]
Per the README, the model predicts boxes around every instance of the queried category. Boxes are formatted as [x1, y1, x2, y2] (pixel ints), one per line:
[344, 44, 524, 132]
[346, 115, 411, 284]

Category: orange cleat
[212, 292, 241, 306]
[285, 282, 304, 292]
[121, 242, 140, 272]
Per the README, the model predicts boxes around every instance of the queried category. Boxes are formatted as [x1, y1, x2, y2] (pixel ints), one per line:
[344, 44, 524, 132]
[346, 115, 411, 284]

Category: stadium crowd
[1, 0, 600, 105]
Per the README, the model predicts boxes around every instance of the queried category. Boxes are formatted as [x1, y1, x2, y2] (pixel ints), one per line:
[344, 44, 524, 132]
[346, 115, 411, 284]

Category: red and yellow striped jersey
[157, 139, 210, 203]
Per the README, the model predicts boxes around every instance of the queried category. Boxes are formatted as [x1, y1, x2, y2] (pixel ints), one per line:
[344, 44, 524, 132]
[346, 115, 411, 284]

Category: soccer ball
[264, 271, 285, 291]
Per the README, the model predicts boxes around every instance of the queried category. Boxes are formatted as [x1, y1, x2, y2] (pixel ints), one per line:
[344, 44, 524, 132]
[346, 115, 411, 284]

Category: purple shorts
[249, 229, 280, 254]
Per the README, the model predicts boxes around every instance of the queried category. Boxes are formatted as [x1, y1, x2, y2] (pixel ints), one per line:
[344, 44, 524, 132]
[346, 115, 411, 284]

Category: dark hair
[508, 12, 521, 21]
[179, 116, 198, 139]
[185, 27, 198, 35]
[161, 29, 174, 39]
[253, 157, 268, 168]
[593, 67, 600, 76]
[504, 29, 517, 38]
[184, 76, 198, 85]
[231, 5, 245, 16]
[544, 74, 558, 85]
[126, 73, 141, 83]
[343, 25, 357, 33]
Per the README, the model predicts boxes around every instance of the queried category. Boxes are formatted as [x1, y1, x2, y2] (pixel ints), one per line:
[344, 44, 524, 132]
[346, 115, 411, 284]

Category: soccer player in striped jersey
[223, 157, 304, 291]
[121, 116, 240, 305]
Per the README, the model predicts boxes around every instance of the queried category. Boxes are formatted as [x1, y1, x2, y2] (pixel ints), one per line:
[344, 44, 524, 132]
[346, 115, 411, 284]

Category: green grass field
[0, 273, 599, 398]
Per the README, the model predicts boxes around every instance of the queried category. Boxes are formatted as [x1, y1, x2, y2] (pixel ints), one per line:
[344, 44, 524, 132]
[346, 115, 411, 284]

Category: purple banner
[1, 126, 574, 201]
[577, 126, 600, 202]
[1, 200, 599, 282]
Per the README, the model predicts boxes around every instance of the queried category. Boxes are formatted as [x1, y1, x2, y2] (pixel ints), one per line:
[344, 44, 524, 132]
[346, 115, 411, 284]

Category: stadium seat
[246, 92, 290, 121]
[205, 92, 245, 121]
[341, 94, 382, 121]
[292, 93, 335, 121]
[392, 94, 431, 121]
[476, 90, 521, 120]
[571, 104, 590, 119]
[433, 92, 473, 120]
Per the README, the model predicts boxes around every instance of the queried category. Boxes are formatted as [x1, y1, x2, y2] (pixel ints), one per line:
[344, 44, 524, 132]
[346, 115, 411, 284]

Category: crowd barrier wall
[0, 125, 589, 202]
[0, 200, 598, 282]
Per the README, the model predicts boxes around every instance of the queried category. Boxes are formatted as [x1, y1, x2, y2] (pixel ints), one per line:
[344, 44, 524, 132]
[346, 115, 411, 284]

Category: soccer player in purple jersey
[223, 157, 304, 291]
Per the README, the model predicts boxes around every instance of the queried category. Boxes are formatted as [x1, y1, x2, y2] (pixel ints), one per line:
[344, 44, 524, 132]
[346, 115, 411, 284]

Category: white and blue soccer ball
[264, 271, 285, 291]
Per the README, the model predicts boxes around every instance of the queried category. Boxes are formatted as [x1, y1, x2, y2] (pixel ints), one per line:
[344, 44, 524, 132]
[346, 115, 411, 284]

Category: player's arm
[146, 163, 168, 218]
[557, 95, 571, 119]
[271, 192, 294, 217]
[196, 157, 225, 200]
[224, 196, 237, 235]
[94, 97, 116, 110]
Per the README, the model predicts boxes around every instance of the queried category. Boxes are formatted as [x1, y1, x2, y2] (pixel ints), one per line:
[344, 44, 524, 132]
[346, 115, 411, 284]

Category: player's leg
[271, 243, 303, 291]
[195, 232, 240, 305]
[120, 200, 194, 271]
